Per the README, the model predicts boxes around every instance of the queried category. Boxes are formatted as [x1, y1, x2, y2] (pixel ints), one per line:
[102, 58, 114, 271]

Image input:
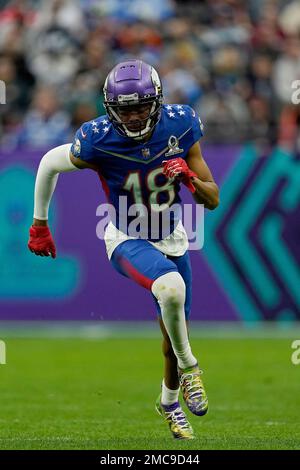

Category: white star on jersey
[102, 119, 108, 125]
[176, 105, 183, 110]
[178, 110, 185, 116]
[91, 120, 98, 126]
[166, 105, 172, 110]
[92, 127, 100, 133]
[103, 126, 110, 132]
[168, 112, 175, 118]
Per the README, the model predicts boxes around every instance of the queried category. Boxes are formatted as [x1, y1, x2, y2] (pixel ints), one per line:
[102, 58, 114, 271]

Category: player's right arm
[69, 152, 98, 170]
[28, 142, 96, 258]
[28, 121, 98, 258]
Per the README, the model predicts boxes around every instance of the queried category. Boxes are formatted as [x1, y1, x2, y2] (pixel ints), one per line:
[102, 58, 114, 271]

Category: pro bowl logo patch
[165, 135, 184, 157]
[73, 138, 81, 157]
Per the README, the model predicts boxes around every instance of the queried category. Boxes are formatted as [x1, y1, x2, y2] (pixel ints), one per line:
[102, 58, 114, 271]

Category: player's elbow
[206, 193, 219, 210]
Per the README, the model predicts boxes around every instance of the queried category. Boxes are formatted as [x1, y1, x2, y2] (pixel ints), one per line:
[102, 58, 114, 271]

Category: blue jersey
[71, 104, 203, 240]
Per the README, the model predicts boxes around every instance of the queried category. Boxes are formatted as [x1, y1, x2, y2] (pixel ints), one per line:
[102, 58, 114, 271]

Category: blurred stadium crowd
[0, 0, 300, 149]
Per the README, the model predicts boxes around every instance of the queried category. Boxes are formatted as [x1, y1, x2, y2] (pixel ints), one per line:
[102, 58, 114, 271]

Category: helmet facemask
[105, 96, 162, 140]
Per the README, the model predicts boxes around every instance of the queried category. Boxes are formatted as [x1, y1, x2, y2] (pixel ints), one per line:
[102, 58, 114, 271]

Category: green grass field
[0, 326, 300, 450]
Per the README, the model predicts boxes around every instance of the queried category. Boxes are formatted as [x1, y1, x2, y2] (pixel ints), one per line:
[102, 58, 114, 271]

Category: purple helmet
[103, 59, 163, 140]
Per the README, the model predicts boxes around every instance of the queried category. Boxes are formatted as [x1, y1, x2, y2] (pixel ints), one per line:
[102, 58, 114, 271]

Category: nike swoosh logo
[80, 127, 87, 138]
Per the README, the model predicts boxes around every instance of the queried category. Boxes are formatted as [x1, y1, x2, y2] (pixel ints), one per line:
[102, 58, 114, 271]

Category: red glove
[28, 225, 56, 258]
[162, 158, 198, 193]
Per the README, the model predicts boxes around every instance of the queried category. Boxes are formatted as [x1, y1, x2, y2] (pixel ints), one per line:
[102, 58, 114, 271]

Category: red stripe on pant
[119, 256, 154, 290]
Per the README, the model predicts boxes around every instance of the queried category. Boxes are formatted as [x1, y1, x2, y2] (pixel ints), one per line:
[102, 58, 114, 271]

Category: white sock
[161, 379, 180, 405]
[152, 272, 197, 370]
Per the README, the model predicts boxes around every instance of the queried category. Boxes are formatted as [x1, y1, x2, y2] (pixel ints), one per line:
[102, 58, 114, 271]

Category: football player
[28, 59, 219, 440]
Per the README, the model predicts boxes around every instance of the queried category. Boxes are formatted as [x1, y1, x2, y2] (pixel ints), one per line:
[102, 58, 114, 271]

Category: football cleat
[178, 364, 208, 416]
[155, 393, 194, 440]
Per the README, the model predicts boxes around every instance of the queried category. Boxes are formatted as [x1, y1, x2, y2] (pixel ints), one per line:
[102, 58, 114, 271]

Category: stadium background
[0, 0, 300, 451]
[0, 0, 300, 322]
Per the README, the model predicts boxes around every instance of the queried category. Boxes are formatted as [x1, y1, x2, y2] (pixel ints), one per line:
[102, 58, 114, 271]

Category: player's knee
[164, 287, 185, 312]
[152, 271, 186, 312]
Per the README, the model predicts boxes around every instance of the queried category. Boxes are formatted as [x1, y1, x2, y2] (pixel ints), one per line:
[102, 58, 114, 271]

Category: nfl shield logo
[142, 148, 150, 159]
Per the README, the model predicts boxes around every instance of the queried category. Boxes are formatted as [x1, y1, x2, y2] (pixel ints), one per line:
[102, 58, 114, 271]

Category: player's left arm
[186, 141, 219, 210]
